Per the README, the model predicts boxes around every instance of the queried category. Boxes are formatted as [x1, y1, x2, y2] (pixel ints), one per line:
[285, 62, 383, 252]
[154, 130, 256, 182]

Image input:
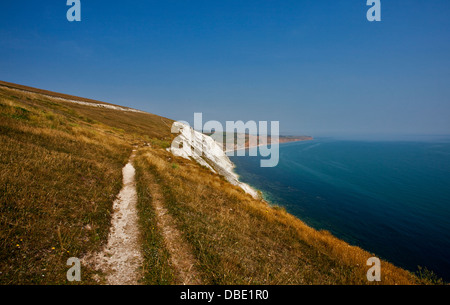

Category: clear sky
[1, 1, 449, 137]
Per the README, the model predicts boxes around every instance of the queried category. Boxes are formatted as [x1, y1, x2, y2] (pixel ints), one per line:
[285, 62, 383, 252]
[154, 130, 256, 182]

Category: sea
[229, 136, 450, 281]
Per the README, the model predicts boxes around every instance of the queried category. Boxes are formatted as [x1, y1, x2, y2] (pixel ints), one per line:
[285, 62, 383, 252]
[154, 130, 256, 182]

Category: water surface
[230, 138, 450, 281]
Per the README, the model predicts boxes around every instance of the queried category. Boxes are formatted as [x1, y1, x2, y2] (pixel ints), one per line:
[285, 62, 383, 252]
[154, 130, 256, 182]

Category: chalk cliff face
[169, 122, 259, 199]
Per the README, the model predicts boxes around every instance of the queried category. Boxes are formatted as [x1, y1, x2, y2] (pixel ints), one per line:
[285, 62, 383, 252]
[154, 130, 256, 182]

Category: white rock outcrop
[169, 122, 259, 199]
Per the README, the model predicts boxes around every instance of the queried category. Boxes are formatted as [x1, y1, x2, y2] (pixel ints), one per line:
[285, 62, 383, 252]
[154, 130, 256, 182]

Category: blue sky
[1, 1, 449, 136]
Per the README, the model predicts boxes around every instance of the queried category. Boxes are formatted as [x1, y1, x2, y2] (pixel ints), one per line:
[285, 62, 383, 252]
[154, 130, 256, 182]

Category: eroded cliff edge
[168, 122, 260, 199]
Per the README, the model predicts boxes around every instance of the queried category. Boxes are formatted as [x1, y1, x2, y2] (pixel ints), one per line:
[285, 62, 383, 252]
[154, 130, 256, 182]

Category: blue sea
[230, 137, 450, 281]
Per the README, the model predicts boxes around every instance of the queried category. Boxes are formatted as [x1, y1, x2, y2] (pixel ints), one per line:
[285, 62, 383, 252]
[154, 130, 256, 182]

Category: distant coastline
[222, 135, 314, 153]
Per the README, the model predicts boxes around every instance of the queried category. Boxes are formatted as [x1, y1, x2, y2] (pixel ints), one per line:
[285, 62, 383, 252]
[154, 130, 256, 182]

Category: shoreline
[225, 139, 313, 201]
[224, 138, 313, 154]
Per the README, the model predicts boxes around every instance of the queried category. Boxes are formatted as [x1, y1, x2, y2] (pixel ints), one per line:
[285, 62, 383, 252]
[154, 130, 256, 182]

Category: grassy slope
[0, 82, 435, 285]
[0, 83, 173, 284]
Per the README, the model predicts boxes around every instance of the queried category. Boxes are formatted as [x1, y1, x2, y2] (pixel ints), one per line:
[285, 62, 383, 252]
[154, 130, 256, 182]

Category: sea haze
[230, 137, 450, 281]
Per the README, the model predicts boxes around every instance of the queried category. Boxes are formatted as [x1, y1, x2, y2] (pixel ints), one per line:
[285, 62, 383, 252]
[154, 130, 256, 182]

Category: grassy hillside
[0, 83, 173, 284]
[0, 82, 436, 285]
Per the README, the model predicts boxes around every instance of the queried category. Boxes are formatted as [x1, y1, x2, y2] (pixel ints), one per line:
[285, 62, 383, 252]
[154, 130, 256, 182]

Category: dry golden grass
[0, 84, 171, 284]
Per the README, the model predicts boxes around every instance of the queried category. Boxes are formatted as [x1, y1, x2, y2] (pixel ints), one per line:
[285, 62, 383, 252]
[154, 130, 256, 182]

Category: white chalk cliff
[169, 122, 259, 199]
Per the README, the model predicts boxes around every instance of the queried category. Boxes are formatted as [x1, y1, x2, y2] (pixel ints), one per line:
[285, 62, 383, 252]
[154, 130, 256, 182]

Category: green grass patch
[134, 153, 175, 284]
